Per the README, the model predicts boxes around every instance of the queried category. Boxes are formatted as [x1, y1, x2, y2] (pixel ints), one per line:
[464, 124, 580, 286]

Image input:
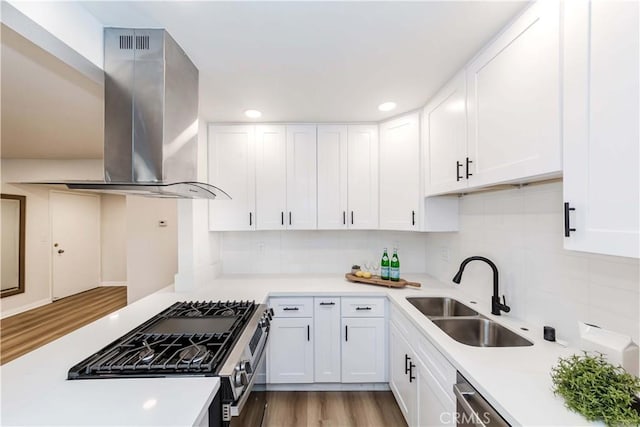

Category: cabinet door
[379, 113, 420, 230]
[314, 297, 341, 382]
[417, 359, 455, 427]
[255, 125, 287, 230]
[208, 125, 256, 231]
[347, 125, 379, 229]
[423, 72, 469, 196]
[341, 317, 386, 383]
[317, 125, 348, 230]
[466, 1, 562, 187]
[563, 1, 639, 258]
[389, 323, 417, 426]
[267, 317, 313, 383]
[286, 125, 317, 230]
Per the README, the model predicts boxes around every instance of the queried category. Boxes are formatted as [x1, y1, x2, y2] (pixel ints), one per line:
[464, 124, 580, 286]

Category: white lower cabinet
[417, 359, 455, 427]
[314, 297, 341, 382]
[390, 322, 417, 425]
[268, 296, 387, 385]
[267, 298, 314, 383]
[342, 317, 386, 383]
[390, 307, 456, 427]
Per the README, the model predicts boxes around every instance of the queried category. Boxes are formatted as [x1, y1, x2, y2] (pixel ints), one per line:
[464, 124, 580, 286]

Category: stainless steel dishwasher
[453, 373, 510, 427]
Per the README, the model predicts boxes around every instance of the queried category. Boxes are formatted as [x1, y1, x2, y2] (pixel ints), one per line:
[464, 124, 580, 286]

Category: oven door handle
[230, 343, 267, 417]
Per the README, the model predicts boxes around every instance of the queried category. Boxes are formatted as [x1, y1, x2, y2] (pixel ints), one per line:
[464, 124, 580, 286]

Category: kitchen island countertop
[1, 274, 592, 426]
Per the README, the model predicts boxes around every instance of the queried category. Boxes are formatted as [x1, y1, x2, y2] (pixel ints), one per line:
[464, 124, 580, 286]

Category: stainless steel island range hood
[37, 28, 229, 199]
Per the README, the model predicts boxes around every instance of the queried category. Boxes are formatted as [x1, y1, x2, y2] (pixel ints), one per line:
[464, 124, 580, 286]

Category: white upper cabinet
[255, 125, 287, 230]
[347, 125, 379, 229]
[286, 125, 317, 230]
[423, 72, 468, 196]
[466, 1, 562, 187]
[317, 125, 349, 229]
[208, 125, 256, 231]
[563, 0, 639, 258]
[379, 113, 420, 231]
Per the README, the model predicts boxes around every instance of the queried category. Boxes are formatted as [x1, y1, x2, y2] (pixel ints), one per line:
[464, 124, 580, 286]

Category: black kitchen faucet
[452, 256, 511, 316]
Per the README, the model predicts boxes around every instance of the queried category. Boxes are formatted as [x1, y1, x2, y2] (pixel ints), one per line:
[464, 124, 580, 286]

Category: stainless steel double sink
[406, 297, 533, 347]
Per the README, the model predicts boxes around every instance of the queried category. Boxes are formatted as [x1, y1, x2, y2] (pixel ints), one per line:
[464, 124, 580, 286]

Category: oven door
[228, 345, 267, 426]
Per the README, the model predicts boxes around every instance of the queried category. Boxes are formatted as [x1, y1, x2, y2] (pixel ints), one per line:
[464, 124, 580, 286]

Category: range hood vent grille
[119, 35, 133, 50]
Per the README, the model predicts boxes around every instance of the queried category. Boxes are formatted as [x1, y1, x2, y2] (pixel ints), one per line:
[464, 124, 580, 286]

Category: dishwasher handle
[453, 381, 509, 427]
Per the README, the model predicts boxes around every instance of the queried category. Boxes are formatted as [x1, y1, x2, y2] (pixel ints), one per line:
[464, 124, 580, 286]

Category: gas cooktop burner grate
[68, 300, 257, 379]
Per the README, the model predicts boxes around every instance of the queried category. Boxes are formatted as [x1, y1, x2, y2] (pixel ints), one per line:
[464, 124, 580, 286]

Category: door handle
[466, 157, 473, 179]
[57, 249, 65, 254]
[351, 211, 354, 225]
[564, 202, 576, 237]
[405, 354, 410, 374]
[456, 161, 463, 181]
[289, 211, 292, 226]
[281, 211, 284, 226]
[307, 325, 310, 341]
[249, 212, 253, 226]
[345, 325, 348, 342]
[411, 210, 415, 226]
[343, 211, 346, 225]
[409, 361, 416, 382]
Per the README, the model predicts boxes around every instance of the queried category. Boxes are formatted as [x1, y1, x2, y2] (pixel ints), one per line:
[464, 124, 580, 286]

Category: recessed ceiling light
[244, 109, 262, 119]
[378, 102, 397, 112]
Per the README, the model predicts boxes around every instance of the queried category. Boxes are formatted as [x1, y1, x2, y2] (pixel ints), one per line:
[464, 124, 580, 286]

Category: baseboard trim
[100, 281, 127, 287]
[259, 383, 390, 392]
[0, 298, 51, 319]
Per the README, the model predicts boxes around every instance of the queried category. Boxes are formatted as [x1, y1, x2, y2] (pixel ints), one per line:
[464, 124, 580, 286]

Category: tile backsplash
[220, 230, 428, 275]
[424, 181, 640, 346]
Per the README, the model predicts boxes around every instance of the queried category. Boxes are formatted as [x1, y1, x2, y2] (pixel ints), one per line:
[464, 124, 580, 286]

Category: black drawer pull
[355, 306, 372, 311]
[405, 354, 410, 374]
[351, 211, 354, 225]
[249, 212, 252, 226]
[412, 210, 415, 226]
[343, 211, 346, 225]
[282, 307, 299, 311]
[345, 325, 348, 341]
[319, 302, 335, 306]
[456, 161, 463, 182]
[465, 157, 473, 179]
[564, 202, 576, 237]
[409, 362, 416, 382]
[307, 325, 310, 341]
[281, 211, 284, 226]
[289, 211, 292, 225]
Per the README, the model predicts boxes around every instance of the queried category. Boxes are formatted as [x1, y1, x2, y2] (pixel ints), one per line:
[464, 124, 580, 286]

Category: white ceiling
[81, 1, 528, 123]
[1, 1, 528, 159]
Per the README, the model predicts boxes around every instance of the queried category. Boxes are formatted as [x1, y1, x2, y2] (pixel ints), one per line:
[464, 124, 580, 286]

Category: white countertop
[1, 274, 593, 426]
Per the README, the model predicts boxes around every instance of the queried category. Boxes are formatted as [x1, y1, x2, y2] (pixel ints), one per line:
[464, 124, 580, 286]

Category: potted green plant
[551, 352, 640, 426]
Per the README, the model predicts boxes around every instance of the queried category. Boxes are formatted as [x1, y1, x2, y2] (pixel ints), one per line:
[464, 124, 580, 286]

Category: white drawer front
[341, 297, 386, 317]
[270, 297, 313, 317]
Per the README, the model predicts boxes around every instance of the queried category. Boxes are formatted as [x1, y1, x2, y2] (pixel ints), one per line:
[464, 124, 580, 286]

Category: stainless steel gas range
[68, 300, 272, 427]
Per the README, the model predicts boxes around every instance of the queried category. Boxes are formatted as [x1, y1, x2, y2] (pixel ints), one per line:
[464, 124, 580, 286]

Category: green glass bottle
[381, 248, 390, 280]
[390, 248, 400, 282]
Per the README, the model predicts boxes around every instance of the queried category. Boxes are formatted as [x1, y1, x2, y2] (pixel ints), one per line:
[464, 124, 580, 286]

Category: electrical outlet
[440, 246, 450, 262]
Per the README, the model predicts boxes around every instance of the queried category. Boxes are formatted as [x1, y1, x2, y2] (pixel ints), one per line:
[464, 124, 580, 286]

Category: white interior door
[51, 191, 101, 300]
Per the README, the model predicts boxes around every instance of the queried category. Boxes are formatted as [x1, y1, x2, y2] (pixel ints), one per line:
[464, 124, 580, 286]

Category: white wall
[0, 159, 103, 316]
[220, 230, 427, 275]
[424, 181, 640, 346]
[126, 196, 178, 303]
[101, 194, 126, 284]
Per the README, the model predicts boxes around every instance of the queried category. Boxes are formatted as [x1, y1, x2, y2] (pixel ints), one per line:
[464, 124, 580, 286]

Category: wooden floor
[237, 391, 407, 427]
[0, 286, 127, 365]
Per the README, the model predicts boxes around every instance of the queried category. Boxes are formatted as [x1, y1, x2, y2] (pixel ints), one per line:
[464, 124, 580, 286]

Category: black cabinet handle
[412, 210, 415, 226]
[281, 211, 284, 226]
[456, 161, 463, 182]
[319, 302, 335, 306]
[351, 211, 354, 225]
[409, 362, 416, 382]
[466, 157, 473, 179]
[282, 307, 299, 311]
[355, 306, 371, 311]
[249, 212, 253, 226]
[289, 211, 292, 226]
[345, 325, 348, 342]
[307, 325, 310, 341]
[564, 202, 576, 237]
[404, 354, 410, 374]
[343, 211, 346, 225]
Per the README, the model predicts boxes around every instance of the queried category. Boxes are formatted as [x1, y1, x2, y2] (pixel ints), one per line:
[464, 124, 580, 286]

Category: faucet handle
[501, 295, 511, 313]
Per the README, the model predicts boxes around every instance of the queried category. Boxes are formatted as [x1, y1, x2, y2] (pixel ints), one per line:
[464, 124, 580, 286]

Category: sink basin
[431, 318, 533, 347]
[406, 297, 479, 318]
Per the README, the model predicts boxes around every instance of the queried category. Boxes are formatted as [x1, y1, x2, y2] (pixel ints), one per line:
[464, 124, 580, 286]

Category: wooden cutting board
[345, 273, 421, 288]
